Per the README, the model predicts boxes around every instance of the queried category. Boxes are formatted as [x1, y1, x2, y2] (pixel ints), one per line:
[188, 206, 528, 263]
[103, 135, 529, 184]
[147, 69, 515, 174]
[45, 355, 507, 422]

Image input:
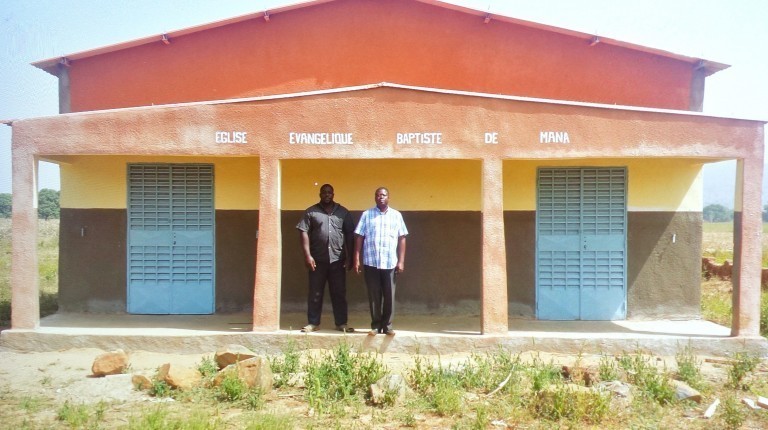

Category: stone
[742, 398, 760, 410]
[671, 380, 702, 404]
[214, 356, 273, 392]
[703, 398, 720, 419]
[131, 374, 153, 391]
[215, 344, 257, 369]
[596, 380, 632, 398]
[369, 374, 409, 405]
[287, 371, 306, 388]
[757, 396, 768, 409]
[156, 363, 202, 390]
[91, 349, 129, 377]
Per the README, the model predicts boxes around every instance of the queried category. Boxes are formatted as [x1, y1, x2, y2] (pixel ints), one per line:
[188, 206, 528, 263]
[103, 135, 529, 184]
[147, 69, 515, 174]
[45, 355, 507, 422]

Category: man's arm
[353, 234, 364, 274]
[299, 230, 315, 271]
[343, 212, 355, 270]
[396, 236, 406, 273]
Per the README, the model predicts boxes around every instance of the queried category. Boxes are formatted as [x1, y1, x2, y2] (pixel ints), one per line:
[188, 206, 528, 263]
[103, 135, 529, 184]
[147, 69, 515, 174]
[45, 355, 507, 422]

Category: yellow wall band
[503, 159, 703, 211]
[59, 156, 703, 212]
[59, 156, 260, 210]
[281, 159, 481, 211]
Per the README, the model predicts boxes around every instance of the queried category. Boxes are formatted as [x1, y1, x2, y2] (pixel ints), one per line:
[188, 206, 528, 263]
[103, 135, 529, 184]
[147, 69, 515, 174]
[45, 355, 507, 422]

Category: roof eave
[17, 82, 764, 125]
[31, 0, 730, 78]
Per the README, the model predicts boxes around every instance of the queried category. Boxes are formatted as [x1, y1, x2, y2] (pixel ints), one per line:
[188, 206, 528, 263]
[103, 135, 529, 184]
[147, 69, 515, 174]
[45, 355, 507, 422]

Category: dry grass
[0, 218, 58, 326]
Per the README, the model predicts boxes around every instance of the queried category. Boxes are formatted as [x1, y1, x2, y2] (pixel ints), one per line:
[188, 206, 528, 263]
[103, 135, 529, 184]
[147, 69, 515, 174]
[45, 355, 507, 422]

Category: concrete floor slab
[1, 311, 765, 358]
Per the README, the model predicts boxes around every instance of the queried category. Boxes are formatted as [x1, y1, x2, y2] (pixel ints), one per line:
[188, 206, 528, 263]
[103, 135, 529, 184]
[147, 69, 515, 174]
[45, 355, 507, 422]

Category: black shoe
[336, 324, 355, 333]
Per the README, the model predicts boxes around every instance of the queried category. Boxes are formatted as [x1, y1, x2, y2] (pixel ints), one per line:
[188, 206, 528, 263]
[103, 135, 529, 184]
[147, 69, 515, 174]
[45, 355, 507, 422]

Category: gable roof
[32, 0, 728, 77]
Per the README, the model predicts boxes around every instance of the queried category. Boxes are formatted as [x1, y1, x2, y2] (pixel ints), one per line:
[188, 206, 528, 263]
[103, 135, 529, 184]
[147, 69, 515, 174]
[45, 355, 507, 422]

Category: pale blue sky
[1, 0, 766, 205]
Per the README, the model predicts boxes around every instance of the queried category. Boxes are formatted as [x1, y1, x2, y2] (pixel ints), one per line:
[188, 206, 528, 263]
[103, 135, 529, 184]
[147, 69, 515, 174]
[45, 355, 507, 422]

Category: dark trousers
[307, 260, 348, 327]
[363, 265, 396, 333]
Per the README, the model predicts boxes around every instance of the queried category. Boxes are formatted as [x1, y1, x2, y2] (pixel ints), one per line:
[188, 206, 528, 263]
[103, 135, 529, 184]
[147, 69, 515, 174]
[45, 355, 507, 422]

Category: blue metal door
[127, 164, 215, 314]
[536, 167, 626, 320]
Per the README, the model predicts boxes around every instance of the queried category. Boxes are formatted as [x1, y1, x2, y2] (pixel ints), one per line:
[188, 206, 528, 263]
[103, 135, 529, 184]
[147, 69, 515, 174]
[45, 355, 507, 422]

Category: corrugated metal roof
[31, 0, 728, 77]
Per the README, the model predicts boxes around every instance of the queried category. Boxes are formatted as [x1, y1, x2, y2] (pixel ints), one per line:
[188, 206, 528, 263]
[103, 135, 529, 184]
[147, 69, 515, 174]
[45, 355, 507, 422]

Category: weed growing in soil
[302, 341, 387, 412]
[675, 345, 707, 391]
[727, 350, 760, 390]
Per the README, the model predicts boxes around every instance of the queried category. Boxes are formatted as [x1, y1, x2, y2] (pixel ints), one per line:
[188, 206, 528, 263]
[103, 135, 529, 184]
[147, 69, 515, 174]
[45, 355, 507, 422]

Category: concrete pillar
[688, 66, 706, 112]
[11, 148, 39, 329]
[731, 158, 763, 337]
[253, 157, 281, 331]
[57, 63, 71, 114]
[481, 157, 508, 334]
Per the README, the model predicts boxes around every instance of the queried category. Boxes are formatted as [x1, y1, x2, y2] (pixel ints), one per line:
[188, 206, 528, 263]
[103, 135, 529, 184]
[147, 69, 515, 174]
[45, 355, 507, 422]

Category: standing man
[296, 184, 355, 333]
[354, 187, 408, 336]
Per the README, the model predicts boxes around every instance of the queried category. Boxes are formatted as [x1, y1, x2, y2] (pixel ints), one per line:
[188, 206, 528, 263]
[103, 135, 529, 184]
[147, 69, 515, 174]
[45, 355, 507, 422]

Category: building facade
[10, 0, 765, 336]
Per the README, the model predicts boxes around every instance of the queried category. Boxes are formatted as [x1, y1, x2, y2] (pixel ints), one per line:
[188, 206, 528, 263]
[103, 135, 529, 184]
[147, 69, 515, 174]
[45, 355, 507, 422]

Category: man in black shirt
[296, 184, 355, 333]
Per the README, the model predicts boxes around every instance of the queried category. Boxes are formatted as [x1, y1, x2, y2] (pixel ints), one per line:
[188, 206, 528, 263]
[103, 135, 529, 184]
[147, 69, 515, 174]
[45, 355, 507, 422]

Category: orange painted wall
[68, 0, 694, 113]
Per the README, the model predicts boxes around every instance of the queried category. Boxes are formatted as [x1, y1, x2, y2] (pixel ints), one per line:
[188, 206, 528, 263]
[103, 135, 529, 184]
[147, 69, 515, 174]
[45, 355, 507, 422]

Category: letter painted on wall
[288, 132, 354, 144]
[216, 131, 248, 144]
[396, 132, 443, 144]
[539, 131, 570, 144]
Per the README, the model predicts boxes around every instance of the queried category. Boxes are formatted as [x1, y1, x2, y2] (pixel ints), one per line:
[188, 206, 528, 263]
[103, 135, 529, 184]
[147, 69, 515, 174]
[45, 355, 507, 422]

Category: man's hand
[304, 255, 316, 271]
[395, 261, 405, 274]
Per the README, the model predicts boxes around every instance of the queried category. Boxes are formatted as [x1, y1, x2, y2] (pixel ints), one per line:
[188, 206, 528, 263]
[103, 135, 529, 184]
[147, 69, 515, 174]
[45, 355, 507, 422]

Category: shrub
[618, 353, 675, 405]
[721, 395, 746, 429]
[454, 348, 523, 394]
[56, 402, 90, 427]
[529, 382, 610, 424]
[527, 355, 562, 393]
[675, 345, 706, 391]
[218, 371, 248, 402]
[197, 355, 219, 380]
[727, 351, 760, 390]
[431, 378, 462, 416]
[302, 342, 387, 412]
[149, 379, 172, 398]
[598, 354, 620, 382]
[268, 339, 301, 388]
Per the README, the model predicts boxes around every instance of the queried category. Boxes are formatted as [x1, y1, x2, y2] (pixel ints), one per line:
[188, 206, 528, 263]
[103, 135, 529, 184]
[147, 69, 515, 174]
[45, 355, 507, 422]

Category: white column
[11, 149, 39, 329]
[731, 158, 763, 337]
[481, 157, 508, 334]
[252, 157, 282, 332]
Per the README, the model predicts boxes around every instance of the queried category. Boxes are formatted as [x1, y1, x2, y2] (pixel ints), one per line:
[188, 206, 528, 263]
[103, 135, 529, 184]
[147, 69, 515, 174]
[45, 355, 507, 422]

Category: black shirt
[296, 203, 355, 264]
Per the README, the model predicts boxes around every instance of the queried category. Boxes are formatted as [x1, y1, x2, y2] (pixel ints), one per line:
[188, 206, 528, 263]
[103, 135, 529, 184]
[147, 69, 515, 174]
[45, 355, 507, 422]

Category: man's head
[374, 187, 389, 210]
[319, 184, 335, 205]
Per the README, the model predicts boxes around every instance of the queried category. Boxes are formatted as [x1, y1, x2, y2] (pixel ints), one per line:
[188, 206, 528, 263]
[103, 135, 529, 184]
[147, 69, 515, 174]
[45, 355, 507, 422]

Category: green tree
[0, 193, 10, 218]
[37, 189, 60, 220]
[703, 203, 732, 222]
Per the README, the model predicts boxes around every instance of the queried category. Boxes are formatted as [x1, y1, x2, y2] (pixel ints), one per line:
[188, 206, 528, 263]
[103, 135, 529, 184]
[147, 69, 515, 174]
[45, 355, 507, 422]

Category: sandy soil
[0, 347, 208, 404]
[0, 346, 735, 405]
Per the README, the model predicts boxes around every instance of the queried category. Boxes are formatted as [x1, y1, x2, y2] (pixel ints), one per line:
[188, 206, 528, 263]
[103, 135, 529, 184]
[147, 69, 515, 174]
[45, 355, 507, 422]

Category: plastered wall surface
[65, 0, 694, 112]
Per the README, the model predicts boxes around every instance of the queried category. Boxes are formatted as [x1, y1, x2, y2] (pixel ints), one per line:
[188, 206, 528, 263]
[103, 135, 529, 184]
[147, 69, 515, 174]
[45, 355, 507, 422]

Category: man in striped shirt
[353, 187, 408, 336]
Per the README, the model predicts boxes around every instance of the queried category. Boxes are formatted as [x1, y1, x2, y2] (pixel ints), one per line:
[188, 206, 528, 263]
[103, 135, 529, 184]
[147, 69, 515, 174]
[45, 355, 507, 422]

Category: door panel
[127, 164, 215, 314]
[536, 167, 626, 320]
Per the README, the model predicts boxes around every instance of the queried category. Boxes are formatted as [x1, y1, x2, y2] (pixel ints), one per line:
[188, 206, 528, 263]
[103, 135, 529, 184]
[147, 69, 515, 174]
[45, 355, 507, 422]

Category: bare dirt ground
[0, 345, 751, 429]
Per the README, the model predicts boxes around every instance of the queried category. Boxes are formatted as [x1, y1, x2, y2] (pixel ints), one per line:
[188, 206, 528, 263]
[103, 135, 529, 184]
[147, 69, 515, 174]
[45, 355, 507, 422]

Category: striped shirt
[354, 206, 408, 270]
